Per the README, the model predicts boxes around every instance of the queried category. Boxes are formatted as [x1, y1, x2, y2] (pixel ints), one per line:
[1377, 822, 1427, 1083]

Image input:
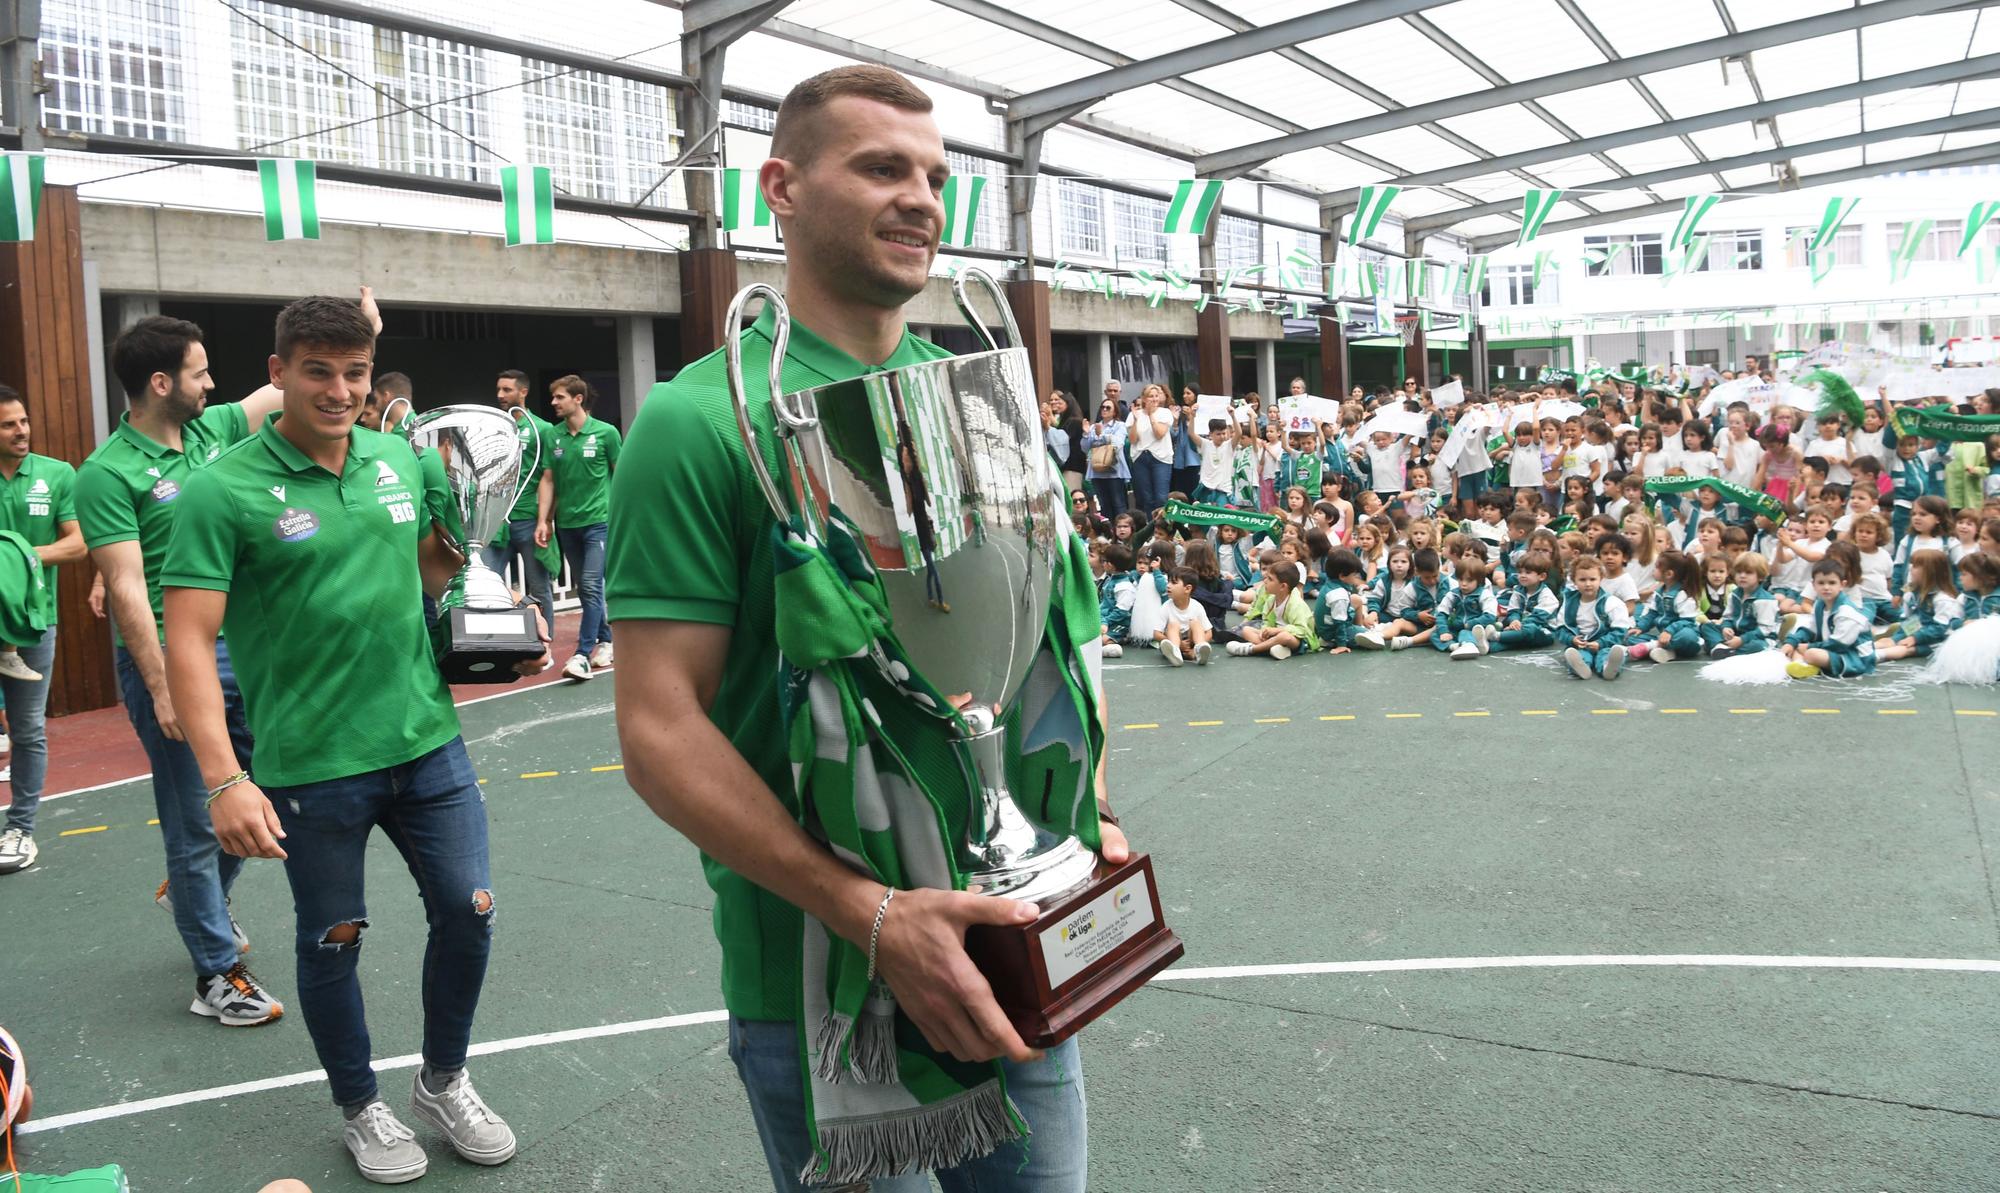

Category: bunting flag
[1356, 262, 1381, 298]
[1959, 200, 1998, 257]
[1452, 255, 1488, 296]
[1669, 194, 1719, 249]
[1162, 179, 1223, 235]
[1532, 249, 1556, 289]
[499, 164, 555, 246]
[1807, 196, 1858, 252]
[938, 175, 984, 248]
[720, 167, 771, 233]
[1889, 218, 1932, 283]
[1516, 189, 1562, 247]
[1810, 249, 1836, 288]
[257, 159, 319, 242]
[1347, 185, 1399, 246]
[1282, 247, 1318, 289]
[1402, 257, 1429, 300]
[0, 153, 42, 243]
[1975, 244, 2000, 286]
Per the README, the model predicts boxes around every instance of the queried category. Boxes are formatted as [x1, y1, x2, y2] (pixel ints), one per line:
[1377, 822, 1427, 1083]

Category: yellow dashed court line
[1800, 708, 1841, 715]
[1454, 711, 1490, 718]
[147, 818, 160, 826]
[1729, 709, 1767, 715]
[520, 771, 560, 779]
[1320, 715, 1355, 721]
[1958, 709, 1998, 717]
[1877, 709, 1918, 716]
[59, 825, 108, 837]
[1187, 720, 1224, 727]
[1254, 717, 1291, 724]
[1521, 710, 1559, 716]
[589, 764, 625, 772]
[1590, 709, 1627, 716]
[1384, 713, 1422, 719]
[1659, 709, 1697, 715]
[1123, 723, 1159, 730]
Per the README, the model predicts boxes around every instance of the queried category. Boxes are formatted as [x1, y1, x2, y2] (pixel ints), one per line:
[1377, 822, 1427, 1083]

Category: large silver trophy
[401, 404, 546, 684]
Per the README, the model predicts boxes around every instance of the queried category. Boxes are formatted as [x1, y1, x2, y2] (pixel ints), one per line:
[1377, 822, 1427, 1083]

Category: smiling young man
[75, 315, 288, 1018]
[607, 65, 1124, 1193]
[546, 375, 619, 680]
[162, 295, 546, 1185]
[0, 386, 88, 876]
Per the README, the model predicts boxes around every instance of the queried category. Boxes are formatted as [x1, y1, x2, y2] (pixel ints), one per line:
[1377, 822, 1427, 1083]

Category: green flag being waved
[1347, 184, 1399, 246]
[1517, 189, 1562, 246]
[1644, 476, 1786, 525]
[1889, 405, 2000, 443]
[1162, 178, 1222, 235]
[1165, 499, 1282, 537]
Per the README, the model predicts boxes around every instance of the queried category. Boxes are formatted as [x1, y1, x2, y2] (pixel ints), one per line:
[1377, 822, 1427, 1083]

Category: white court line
[20, 1006, 722, 1135]
[23, 953, 1998, 1135]
[34, 670, 607, 805]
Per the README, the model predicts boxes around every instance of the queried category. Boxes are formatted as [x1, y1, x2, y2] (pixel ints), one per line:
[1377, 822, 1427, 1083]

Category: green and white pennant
[939, 175, 985, 248]
[1889, 218, 1932, 283]
[1958, 200, 1998, 257]
[1669, 193, 1720, 249]
[258, 159, 319, 242]
[0, 153, 45, 243]
[1516, 189, 1561, 247]
[1162, 179, 1222, 235]
[1807, 196, 1858, 252]
[500, 164, 555, 247]
[1346, 185, 1398, 246]
[719, 167, 770, 233]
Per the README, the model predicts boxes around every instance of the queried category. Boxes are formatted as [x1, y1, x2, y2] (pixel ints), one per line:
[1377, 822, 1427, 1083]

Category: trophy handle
[505, 410, 542, 516]
[380, 396, 413, 434]
[725, 283, 815, 528]
[952, 267, 1022, 354]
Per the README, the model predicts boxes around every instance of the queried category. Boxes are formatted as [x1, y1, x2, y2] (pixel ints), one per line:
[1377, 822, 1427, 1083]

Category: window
[722, 99, 775, 131]
[1215, 214, 1260, 271]
[1583, 233, 1663, 276]
[230, 0, 370, 162]
[1886, 220, 1962, 263]
[1783, 225, 1863, 268]
[946, 151, 1009, 251]
[372, 33, 490, 182]
[620, 80, 675, 209]
[521, 61, 617, 200]
[1057, 179, 1104, 257]
[1108, 190, 1168, 265]
[1480, 263, 1553, 306]
[1705, 229, 1761, 271]
[41, 0, 189, 141]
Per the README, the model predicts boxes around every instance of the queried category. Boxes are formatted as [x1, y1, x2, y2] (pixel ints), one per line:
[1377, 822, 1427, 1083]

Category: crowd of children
[1072, 374, 2000, 683]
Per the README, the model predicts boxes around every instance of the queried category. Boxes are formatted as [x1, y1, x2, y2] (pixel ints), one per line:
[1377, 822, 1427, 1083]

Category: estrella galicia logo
[150, 478, 181, 502]
[273, 507, 320, 542]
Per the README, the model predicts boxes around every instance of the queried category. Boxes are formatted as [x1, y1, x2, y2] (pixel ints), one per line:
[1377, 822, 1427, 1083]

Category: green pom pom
[1796, 368, 1866, 427]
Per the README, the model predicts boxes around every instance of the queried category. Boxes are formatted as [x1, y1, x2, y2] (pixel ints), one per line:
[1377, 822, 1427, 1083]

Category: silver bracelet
[864, 887, 896, 984]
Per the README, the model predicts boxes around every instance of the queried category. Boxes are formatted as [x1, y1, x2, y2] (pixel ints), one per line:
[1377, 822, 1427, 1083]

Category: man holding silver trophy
[162, 296, 551, 1185]
[610, 64, 1177, 1192]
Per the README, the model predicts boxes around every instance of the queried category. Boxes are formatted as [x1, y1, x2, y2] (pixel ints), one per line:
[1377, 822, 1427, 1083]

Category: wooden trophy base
[963, 852, 1184, 1049]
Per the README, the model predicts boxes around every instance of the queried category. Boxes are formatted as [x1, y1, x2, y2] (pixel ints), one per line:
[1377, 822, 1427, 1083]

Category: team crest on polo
[375, 460, 400, 487]
[274, 507, 320, 542]
[27, 479, 47, 496]
[151, 477, 180, 502]
[583, 435, 597, 458]
[206, 445, 221, 461]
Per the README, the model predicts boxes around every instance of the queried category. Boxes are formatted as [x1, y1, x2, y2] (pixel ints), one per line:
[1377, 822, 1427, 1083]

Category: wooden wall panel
[0, 186, 117, 715]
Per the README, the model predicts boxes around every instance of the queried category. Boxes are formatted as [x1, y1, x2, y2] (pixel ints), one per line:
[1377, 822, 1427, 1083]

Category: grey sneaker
[410, 1070, 516, 1166]
[191, 961, 283, 1026]
[589, 642, 614, 669]
[0, 827, 36, 874]
[0, 651, 41, 681]
[344, 1099, 429, 1184]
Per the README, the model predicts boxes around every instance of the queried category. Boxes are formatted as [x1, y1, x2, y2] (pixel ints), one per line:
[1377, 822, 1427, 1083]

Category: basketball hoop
[1394, 313, 1421, 347]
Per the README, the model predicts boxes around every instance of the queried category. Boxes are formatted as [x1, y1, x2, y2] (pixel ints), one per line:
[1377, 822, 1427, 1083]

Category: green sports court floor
[6, 650, 1999, 1192]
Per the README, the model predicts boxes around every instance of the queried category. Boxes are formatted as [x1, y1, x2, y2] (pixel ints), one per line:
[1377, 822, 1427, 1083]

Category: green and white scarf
[1164, 498, 1282, 536]
[1642, 476, 1786, 525]
[1889, 405, 2000, 443]
[771, 510, 1106, 1187]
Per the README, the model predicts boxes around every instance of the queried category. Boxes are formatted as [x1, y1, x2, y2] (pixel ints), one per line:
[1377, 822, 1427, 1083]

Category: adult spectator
[1126, 383, 1173, 515]
[547, 375, 619, 680]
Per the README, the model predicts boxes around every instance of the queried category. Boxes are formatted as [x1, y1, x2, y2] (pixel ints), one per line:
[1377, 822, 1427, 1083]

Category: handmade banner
[1643, 476, 1786, 525]
[1164, 499, 1281, 536]
[1354, 406, 1430, 441]
[1279, 395, 1342, 426]
[1888, 405, 2000, 442]
[1430, 379, 1464, 408]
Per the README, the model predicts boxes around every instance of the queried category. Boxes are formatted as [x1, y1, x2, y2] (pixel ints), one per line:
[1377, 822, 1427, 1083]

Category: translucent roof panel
[1725, 0, 1847, 33]
[1601, 140, 1705, 175]
[1534, 81, 1675, 139]
[1418, 0, 1610, 84]
[1862, 12, 1982, 78]
[1433, 107, 1572, 158]
[1738, 32, 1858, 99]
[1685, 122, 1773, 162]
[1572, 0, 1727, 56]
[1295, 19, 1491, 105]
[1178, 57, 1385, 129]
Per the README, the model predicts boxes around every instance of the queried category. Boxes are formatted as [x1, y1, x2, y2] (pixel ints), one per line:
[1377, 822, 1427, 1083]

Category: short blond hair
[771, 65, 933, 165]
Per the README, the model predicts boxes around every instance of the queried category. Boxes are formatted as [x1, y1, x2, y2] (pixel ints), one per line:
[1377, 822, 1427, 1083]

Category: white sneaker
[190, 961, 283, 1026]
[1101, 642, 1123, 658]
[0, 653, 40, 681]
[1450, 642, 1480, 660]
[1653, 646, 1677, 663]
[561, 654, 593, 681]
[409, 1070, 516, 1166]
[0, 731, 10, 754]
[1563, 647, 1591, 680]
[344, 1099, 429, 1184]
[1602, 644, 1627, 681]
[1225, 641, 1253, 656]
[1268, 644, 1292, 661]
[1193, 641, 1213, 666]
[589, 642, 614, 669]
[0, 827, 36, 874]
[1389, 635, 1413, 651]
[1160, 639, 1183, 666]
[1354, 629, 1385, 650]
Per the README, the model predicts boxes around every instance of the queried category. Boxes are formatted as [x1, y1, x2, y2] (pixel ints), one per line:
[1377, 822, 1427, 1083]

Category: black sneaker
[191, 961, 284, 1026]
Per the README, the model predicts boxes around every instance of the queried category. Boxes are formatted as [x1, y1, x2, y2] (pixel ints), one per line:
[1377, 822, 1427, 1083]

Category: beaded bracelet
[864, 887, 896, 984]
[204, 771, 250, 807]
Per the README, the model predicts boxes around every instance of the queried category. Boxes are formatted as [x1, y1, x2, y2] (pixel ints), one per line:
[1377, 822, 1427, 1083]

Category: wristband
[864, 887, 896, 984]
[205, 771, 250, 807]
[1096, 805, 1121, 828]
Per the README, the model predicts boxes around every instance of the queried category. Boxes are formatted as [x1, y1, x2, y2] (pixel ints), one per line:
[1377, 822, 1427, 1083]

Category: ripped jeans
[266, 737, 493, 1108]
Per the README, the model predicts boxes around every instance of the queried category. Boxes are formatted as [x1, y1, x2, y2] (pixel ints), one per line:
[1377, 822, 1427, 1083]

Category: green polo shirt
[506, 412, 558, 525]
[550, 415, 621, 528]
[160, 415, 460, 788]
[0, 453, 77, 627]
[75, 403, 250, 646]
[606, 307, 953, 1022]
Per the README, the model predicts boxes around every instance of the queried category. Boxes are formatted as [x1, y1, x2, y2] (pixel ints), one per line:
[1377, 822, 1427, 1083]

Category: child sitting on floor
[1154, 565, 1215, 666]
[1227, 564, 1318, 660]
[1491, 550, 1560, 654]
[1632, 549, 1703, 663]
[1783, 559, 1878, 679]
[1557, 555, 1632, 680]
[1313, 549, 1367, 655]
[1433, 556, 1500, 660]
[1711, 551, 1779, 659]
[1873, 549, 1962, 663]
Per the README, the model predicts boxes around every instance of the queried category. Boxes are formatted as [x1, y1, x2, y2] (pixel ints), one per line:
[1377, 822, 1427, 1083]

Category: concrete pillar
[1569, 334, 1588, 374]
[615, 314, 656, 428]
[1469, 321, 1490, 393]
[1670, 326, 1687, 366]
[1087, 333, 1112, 401]
[110, 293, 161, 335]
[1255, 337, 1276, 402]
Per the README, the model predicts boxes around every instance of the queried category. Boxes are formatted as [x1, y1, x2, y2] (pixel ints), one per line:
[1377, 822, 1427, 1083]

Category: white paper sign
[1038, 869, 1157, 991]
[1279, 395, 1343, 426]
[1355, 406, 1431, 441]
[1194, 394, 1234, 428]
[1430, 379, 1464, 408]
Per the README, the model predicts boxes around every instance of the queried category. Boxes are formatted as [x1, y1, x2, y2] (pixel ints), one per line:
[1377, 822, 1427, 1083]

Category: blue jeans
[265, 737, 493, 1108]
[1, 626, 57, 834]
[1089, 477, 1127, 522]
[1130, 454, 1170, 518]
[728, 1018, 1087, 1193]
[116, 640, 255, 977]
[556, 522, 608, 658]
[478, 517, 555, 638]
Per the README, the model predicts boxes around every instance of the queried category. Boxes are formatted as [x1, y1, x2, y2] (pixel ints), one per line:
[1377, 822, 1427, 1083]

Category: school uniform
[1368, 571, 1419, 623]
[1633, 584, 1703, 660]
[1784, 592, 1877, 677]
[1855, 548, 1894, 622]
[1431, 581, 1499, 653]
[1243, 585, 1319, 652]
[1889, 533, 1954, 592]
[1888, 590, 1964, 658]
[1555, 589, 1634, 677]
[1695, 582, 1732, 652]
[1278, 449, 1323, 498]
[1491, 581, 1560, 652]
[1962, 592, 2000, 621]
[1717, 585, 1780, 655]
[1313, 581, 1361, 651]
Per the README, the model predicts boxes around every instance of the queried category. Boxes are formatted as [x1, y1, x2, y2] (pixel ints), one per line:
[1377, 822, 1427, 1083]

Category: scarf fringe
[802, 1079, 1025, 1187]
[810, 1009, 901, 1085]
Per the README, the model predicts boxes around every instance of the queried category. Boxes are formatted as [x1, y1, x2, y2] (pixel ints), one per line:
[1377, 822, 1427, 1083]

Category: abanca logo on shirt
[273, 507, 320, 542]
